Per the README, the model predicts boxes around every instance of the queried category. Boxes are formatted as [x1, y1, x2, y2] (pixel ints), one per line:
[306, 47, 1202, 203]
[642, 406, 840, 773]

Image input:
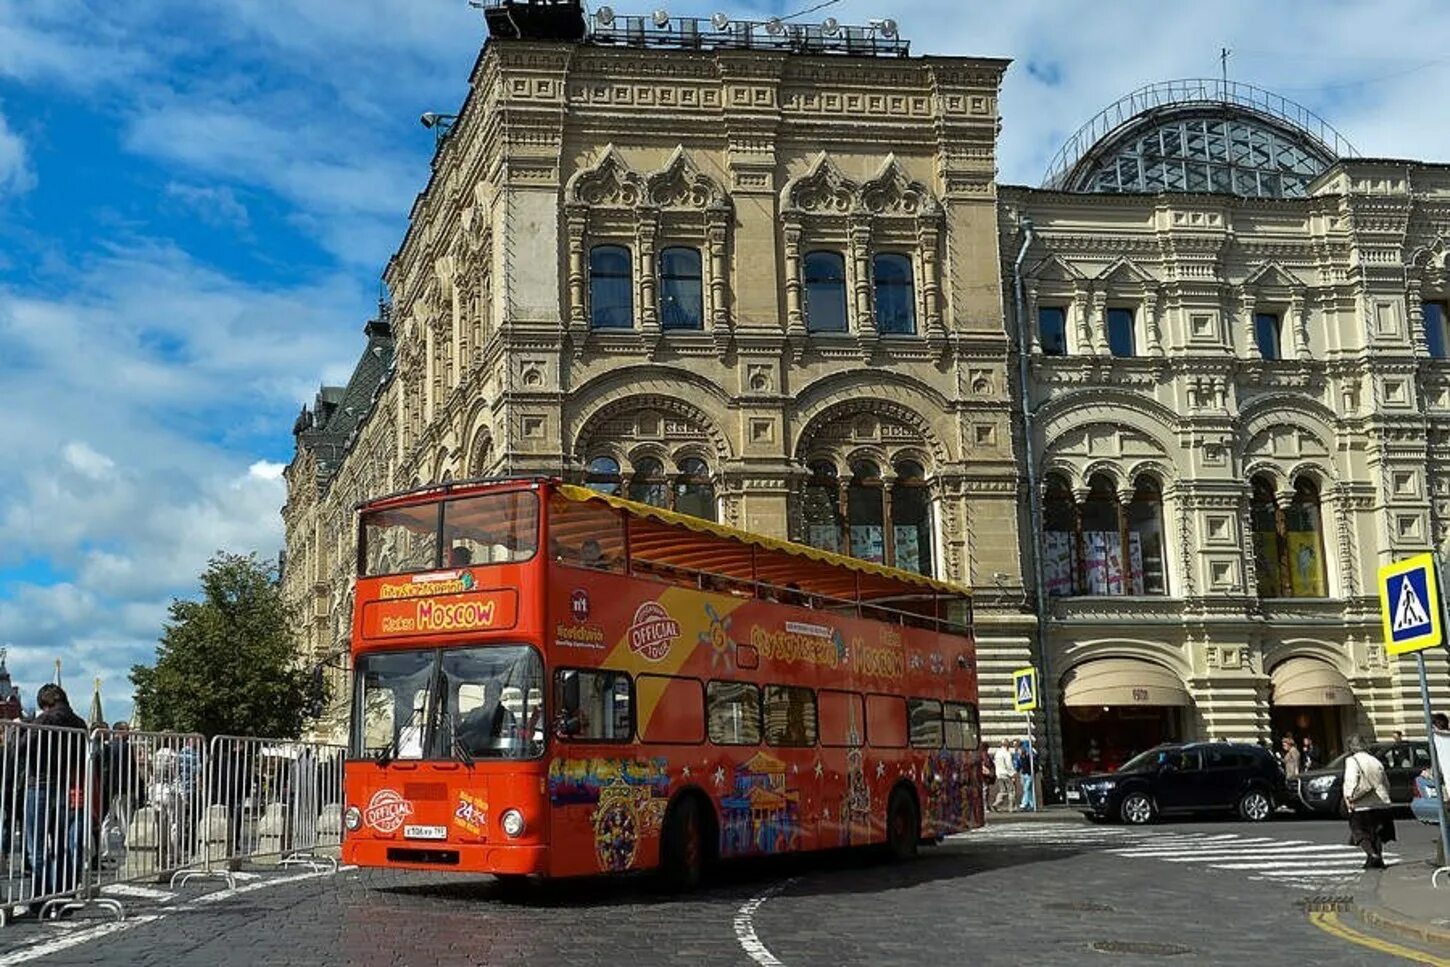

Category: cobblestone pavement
[0, 818, 1441, 965]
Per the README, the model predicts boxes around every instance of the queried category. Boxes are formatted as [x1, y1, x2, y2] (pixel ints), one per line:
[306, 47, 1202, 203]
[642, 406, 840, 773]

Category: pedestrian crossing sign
[1012, 666, 1038, 713]
[1378, 553, 1444, 656]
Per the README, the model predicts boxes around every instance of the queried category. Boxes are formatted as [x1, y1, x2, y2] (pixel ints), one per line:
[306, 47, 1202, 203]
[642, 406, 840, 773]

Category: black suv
[1289, 740, 1429, 817]
[1065, 742, 1284, 824]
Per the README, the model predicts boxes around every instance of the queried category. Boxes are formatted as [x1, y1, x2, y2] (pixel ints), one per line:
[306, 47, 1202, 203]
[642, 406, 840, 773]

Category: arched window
[585, 455, 621, 496]
[659, 247, 703, 330]
[804, 251, 848, 333]
[627, 457, 668, 507]
[589, 245, 633, 329]
[873, 254, 916, 335]
[674, 457, 715, 521]
[847, 461, 885, 563]
[1254, 475, 1327, 598]
[1125, 476, 1167, 595]
[890, 461, 932, 576]
[802, 461, 843, 553]
[1042, 475, 1078, 597]
[1079, 474, 1124, 595]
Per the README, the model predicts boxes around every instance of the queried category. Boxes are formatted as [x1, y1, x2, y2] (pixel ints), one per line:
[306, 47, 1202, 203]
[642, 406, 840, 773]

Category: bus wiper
[376, 703, 425, 767]
[440, 710, 475, 768]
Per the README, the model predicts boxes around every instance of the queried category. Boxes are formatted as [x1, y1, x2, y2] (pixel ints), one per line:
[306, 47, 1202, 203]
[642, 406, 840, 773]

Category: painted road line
[0, 915, 161, 966]
[733, 878, 798, 967]
[1309, 910, 1450, 966]
[102, 883, 177, 901]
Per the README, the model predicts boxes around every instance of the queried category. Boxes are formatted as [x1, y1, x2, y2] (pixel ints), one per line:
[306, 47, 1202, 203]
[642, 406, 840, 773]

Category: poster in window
[1043, 531, 1073, 597]
[1286, 531, 1325, 597]
[1253, 531, 1281, 596]
[1083, 531, 1124, 595]
[808, 524, 841, 553]
[1128, 531, 1146, 595]
[851, 525, 885, 563]
[893, 526, 921, 574]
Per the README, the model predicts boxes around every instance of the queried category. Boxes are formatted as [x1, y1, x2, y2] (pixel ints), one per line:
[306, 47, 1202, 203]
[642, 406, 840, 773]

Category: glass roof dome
[1043, 79, 1358, 199]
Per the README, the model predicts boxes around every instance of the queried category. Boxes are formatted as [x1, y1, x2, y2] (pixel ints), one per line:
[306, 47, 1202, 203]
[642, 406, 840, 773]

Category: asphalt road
[2, 815, 1444, 966]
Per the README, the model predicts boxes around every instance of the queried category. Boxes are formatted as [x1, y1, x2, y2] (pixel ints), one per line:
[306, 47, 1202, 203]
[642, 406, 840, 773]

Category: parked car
[1065, 742, 1284, 825]
[1289, 740, 1429, 817]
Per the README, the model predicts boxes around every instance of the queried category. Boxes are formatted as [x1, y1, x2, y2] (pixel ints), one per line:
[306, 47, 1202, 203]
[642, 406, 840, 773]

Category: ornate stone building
[1004, 80, 1450, 773]
[283, 13, 1032, 738]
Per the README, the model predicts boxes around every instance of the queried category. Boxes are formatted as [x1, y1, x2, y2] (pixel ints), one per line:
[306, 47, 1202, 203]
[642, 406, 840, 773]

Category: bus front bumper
[344, 839, 547, 875]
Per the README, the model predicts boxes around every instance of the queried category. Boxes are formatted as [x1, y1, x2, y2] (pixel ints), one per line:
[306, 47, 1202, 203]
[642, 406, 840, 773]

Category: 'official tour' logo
[628, 601, 681, 662]
[364, 788, 414, 833]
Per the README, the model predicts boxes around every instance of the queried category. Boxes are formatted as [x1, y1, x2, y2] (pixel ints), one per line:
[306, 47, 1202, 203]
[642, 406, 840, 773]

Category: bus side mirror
[562, 672, 580, 713]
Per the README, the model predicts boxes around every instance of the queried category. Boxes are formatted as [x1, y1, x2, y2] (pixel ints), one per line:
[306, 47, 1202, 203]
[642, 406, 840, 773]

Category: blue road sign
[1379, 553, 1444, 656]
[1012, 666, 1038, 713]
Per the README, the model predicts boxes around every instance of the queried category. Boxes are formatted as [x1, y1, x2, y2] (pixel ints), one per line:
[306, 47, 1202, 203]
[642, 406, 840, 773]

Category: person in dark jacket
[23, 685, 87, 898]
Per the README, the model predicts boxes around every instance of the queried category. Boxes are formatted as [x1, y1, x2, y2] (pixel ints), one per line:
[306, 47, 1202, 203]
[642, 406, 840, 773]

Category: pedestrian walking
[1342, 734, 1395, 869]
[1280, 735, 1302, 778]
[1016, 739, 1037, 811]
[21, 685, 86, 898]
[991, 740, 1015, 812]
[1431, 713, 1450, 798]
[1300, 736, 1319, 773]
[978, 742, 996, 815]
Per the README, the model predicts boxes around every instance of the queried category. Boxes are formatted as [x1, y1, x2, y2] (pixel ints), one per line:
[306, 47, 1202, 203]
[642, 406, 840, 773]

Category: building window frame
[1255, 311, 1282, 361]
[804, 250, 849, 333]
[1424, 301, 1449, 360]
[1106, 307, 1136, 358]
[872, 252, 917, 336]
[1038, 305, 1068, 356]
[588, 244, 634, 330]
[658, 246, 704, 331]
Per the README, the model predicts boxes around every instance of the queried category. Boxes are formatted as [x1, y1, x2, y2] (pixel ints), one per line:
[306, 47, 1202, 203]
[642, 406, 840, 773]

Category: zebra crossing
[958, 822, 1394, 891]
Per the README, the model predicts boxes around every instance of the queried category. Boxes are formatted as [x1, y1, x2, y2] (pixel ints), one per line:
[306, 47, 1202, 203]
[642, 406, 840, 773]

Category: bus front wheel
[660, 796, 706, 891]
[885, 788, 919, 862]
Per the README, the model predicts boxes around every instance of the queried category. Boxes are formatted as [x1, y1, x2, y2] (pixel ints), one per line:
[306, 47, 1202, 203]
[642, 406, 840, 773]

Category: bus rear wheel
[660, 796, 706, 892]
[885, 788, 919, 862]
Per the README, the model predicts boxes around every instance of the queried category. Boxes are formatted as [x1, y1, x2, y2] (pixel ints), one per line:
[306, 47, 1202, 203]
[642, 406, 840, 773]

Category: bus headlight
[344, 806, 363, 831]
[501, 809, 526, 838]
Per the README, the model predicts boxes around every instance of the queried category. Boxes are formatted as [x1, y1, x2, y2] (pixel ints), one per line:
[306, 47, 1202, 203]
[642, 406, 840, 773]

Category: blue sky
[1, 0, 1448, 724]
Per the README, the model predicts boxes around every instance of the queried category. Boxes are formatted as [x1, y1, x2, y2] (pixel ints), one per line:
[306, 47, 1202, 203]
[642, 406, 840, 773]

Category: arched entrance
[1268, 657, 1354, 759]
[1060, 657, 1190, 775]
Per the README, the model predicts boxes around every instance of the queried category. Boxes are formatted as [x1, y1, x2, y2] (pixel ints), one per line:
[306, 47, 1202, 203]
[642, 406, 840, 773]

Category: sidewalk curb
[1355, 901, 1450, 948]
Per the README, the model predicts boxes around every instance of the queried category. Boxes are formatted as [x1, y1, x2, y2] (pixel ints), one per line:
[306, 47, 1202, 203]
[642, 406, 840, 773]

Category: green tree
[131, 552, 323, 738]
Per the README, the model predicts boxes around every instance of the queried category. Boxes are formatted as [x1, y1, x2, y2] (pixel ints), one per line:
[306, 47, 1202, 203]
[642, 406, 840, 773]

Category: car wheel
[886, 788, 920, 862]
[1120, 792, 1155, 825]
[1238, 789, 1272, 822]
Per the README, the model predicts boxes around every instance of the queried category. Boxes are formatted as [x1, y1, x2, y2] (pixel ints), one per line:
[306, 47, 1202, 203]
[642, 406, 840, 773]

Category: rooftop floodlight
[821, 16, 840, 35]
[595, 5, 615, 25]
[764, 16, 784, 35]
[878, 17, 898, 38]
[710, 11, 729, 30]
[651, 8, 671, 27]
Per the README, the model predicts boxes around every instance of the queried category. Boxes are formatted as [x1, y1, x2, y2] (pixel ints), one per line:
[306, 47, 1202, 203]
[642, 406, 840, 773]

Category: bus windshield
[360, 490, 539, 576]
[352, 645, 545, 761]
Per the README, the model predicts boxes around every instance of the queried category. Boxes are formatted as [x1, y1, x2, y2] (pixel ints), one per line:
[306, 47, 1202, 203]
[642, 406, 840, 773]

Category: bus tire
[660, 795, 707, 892]
[885, 787, 919, 862]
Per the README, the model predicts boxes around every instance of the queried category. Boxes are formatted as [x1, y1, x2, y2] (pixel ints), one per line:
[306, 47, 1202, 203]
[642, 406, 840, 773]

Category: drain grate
[1296, 895, 1354, 913]
[1090, 940, 1192, 957]
[1049, 901, 1115, 913]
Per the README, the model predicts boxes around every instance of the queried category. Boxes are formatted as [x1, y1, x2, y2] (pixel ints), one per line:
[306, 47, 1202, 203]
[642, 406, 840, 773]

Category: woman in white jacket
[1342, 734, 1395, 869]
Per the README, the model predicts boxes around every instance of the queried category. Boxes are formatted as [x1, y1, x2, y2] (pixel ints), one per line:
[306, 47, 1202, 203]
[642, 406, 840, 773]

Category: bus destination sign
[363, 588, 519, 638]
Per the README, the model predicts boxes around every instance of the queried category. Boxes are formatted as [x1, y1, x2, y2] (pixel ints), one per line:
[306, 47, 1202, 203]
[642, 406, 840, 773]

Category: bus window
[818, 690, 865, 747]
[553, 669, 632, 741]
[907, 699, 943, 749]
[636, 675, 705, 744]
[361, 503, 438, 576]
[707, 681, 761, 746]
[549, 492, 625, 572]
[443, 491, 539, 565]
[764, 685, 818, 747]
[944, 702, 979, 750]
[866, 695, 907, 749]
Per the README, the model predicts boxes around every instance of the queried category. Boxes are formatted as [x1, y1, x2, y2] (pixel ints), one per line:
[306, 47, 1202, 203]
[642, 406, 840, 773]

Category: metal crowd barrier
[0, 722, 345, 926]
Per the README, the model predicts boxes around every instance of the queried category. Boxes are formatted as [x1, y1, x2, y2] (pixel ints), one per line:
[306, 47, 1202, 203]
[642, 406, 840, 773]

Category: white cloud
[61, 441, 116, 480]
[249, 460, 286, 482]
[164, 182, 250, 229]
[0, 108, 34, 197]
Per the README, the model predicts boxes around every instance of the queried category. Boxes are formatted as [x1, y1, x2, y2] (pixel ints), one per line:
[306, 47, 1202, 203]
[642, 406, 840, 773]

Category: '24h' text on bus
[342, 477, 982, 887]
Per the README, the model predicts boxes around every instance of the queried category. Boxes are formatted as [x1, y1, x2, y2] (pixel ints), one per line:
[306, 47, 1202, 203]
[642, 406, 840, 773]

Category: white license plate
[404, 825, 448, 840]
[1066, 789, 1082, 802]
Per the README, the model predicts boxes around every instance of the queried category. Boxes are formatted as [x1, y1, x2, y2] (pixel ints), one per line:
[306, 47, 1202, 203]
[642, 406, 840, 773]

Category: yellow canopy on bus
[553, 483, 970, 600]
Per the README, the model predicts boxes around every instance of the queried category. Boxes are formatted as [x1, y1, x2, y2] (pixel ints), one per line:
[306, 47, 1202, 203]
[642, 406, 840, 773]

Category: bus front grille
[387, 848, 460, 866]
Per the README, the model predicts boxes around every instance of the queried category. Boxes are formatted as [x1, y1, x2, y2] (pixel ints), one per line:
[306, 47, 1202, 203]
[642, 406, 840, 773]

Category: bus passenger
[446, 545, 472, 566]
[580, 539, 606, 569]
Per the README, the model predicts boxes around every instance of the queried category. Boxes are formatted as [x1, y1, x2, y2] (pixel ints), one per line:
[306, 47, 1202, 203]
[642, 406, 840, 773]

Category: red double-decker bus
[342, 477, 981, 886]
